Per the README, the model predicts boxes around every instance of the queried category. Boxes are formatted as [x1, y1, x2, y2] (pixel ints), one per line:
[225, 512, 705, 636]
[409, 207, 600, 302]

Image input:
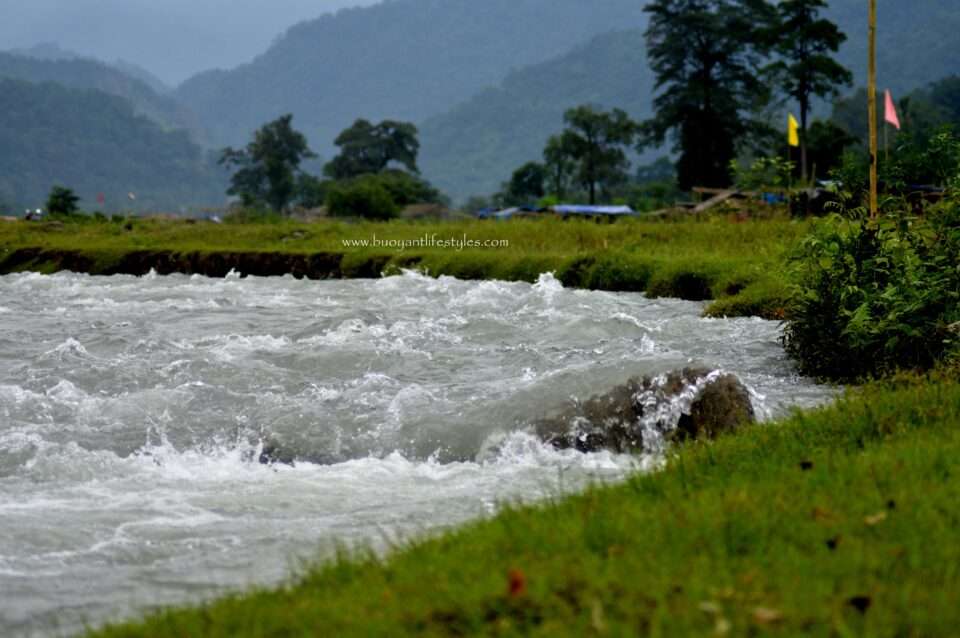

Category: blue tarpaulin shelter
[550, 205, 637, 217]
[478, 204, 638, 220]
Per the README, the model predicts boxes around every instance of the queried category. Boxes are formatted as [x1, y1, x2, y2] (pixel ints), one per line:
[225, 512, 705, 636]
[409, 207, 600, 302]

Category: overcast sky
[1, 0, 379, 86]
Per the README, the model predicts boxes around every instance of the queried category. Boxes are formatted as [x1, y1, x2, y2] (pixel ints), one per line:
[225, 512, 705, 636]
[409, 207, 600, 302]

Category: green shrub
[783, 199, 960, 380]
[326, 180, 400, 220]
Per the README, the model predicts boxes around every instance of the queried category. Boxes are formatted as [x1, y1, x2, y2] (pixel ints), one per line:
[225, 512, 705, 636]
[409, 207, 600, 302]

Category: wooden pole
[868, 0, 879, 218]
[884, 121, 889, 162]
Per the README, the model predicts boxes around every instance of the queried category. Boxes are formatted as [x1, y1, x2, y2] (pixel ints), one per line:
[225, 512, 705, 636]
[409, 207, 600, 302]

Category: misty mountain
[0, 78, 226, 214]
[0, 0, 379, 85]
[0, 52, 203, 142]
[8, 42, 79, 61]
[175, 0, 647, 150]
[419, 30, 655, 200]
[109, 60, 170, 95]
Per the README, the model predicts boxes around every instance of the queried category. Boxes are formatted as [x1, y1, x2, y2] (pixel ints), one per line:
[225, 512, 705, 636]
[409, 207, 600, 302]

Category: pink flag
[884, 90, 901, 130]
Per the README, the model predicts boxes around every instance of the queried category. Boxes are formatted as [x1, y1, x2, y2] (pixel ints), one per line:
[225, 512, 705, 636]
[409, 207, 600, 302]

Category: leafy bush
[783, 199, 960, 380]
[326, 179, 400, 220]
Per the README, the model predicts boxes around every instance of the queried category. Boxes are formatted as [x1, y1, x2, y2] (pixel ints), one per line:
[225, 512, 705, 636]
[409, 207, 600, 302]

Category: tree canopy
[642, 0, 776, 190]
[324, 119, 421, 180]
[220, 114, 316, 212]
[46, 186, 80, 216]
[542, 135, 577, 201]
[502, 162, 547, 205]
[558, 106, 637, 204]
[765, 0, 852, 180]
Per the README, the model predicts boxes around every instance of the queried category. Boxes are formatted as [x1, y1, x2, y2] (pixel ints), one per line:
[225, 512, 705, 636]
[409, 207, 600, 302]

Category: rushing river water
[0, 270, 833, 636]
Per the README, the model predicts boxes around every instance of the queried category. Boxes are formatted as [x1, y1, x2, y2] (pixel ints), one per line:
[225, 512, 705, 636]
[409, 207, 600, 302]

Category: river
[0, 270, 833, 636]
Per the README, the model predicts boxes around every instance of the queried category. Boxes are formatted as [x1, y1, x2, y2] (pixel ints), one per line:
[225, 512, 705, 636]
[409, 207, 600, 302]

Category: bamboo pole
[884, 121, 889, 162]
[868, 0, 879, 218]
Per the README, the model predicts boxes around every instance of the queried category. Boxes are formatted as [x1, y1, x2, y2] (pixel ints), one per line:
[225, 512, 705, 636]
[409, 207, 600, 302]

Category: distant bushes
[326, 178, 400, 220]
[323, 171, 444, 220]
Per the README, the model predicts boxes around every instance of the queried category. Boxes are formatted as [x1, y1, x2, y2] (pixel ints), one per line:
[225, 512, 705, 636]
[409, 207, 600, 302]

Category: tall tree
[766, 0, 852, 181]
[559, 106, 637, 204]
[324, 119, 420, 180]
[219, 114, 315, 212]
[642, 0, 776, 190]
[46, 186, 80, 216]
[503, 162, 546, 204]
[543, 135, 576, 200]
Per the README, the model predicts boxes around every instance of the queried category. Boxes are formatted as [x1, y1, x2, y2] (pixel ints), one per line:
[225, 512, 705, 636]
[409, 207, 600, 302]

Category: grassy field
[0, 216, 806, 318]
[89, 370, 960, 637]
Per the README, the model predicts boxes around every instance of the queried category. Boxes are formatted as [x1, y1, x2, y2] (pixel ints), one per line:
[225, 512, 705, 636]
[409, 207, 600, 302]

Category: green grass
[88, 371, 960, 637]
[0, 216, 806, 317]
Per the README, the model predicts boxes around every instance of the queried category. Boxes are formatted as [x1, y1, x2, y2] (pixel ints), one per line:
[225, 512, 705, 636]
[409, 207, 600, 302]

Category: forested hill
[9, 43, 171, 95]
[826, 0, 960, 95]
[174, 0, 646, 149]
[420, 0, 960, 200]
[420, 30, 654, 200]
[0, 79, 225, 214]
[0, 52, 202, 142]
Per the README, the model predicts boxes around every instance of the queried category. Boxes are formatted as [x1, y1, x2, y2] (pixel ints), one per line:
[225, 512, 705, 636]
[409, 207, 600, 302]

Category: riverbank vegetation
[0, 215, 805, 319]
[90, 368, 960, 637]
[784, 199, 960, 380]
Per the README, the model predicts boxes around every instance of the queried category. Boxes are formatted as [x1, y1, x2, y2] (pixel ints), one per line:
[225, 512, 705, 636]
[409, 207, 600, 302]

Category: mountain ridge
[174, 0, 647, 150]
[0, 52, 203, 143]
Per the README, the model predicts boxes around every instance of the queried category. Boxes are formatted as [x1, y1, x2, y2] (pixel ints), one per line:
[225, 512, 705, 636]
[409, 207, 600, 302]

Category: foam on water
[0, 270, 834, 636]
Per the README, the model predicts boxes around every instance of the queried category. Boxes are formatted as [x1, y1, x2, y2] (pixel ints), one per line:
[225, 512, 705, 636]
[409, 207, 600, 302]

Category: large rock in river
[534, 368, 755, 454]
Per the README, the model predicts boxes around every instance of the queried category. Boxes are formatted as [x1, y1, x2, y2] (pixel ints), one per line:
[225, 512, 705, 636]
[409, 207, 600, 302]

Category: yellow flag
[788, 114, 800, 147]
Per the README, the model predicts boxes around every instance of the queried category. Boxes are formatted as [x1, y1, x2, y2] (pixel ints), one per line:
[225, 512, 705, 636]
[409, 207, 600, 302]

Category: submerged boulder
[258, 439, 338, 466]
[534, 367, 755, 454]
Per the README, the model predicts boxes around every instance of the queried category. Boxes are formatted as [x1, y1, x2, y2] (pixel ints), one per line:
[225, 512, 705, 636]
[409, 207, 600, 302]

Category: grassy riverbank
[0, 217, 805, 318]
[91, 370, 960, 637]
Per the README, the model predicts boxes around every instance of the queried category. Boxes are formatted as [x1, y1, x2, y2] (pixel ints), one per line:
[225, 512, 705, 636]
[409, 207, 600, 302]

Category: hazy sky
[1, 0, 379, 86]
